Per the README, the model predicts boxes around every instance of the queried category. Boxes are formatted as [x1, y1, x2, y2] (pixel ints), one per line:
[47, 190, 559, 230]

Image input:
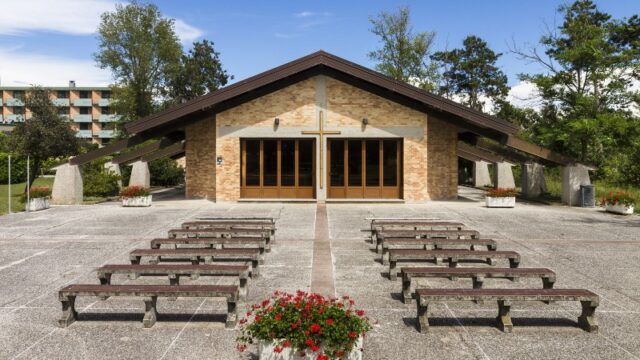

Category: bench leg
[191, 256, 200, 267]
[376, 239, 383, 254]
[416, 300, 429, 333]
[99, 274, 112, 300]
[434, 256, 442, 265]
[226, 300, 238, 329]
[143, 296, 158, 328]
[402, 276, 412, 304]
[578, 301, 599, 333]
[149, 256, 159, 265]
[472, 277, 485, 304]
[496, 300, 513, 333]
[381, 248, 388, 265]
[252, 260, 260, 276]
[204, 256, 213, 264]
[258, 248, 265, 265]
[239, 277, 248, 301]
[389, 260, 397, 281]
[130, 256, 141, 265]
[168, 275, 179, 301]
[509, 258, 520, 268]
[58, 296, 77, 328]
[542, 277, 556, 304]
[486, 257, 495, 266]
[448, 257, 458, 268]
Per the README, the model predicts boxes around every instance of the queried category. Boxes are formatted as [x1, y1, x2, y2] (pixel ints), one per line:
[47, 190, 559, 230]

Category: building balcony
[99, 130, 116, 138]
[73, 114, 92, 123]
[6, 98, 24, 106]
[73, 98, 92, 107]
[53, 98, 70, 107]
[75, 130, 93, 138]
[99, 114, 120, 122]
[7, 114, 25, 123]
[98, 99, 110, 107]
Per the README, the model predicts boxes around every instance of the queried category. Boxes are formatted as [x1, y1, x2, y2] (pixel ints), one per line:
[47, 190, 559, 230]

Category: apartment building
[0, 81, 118, 145]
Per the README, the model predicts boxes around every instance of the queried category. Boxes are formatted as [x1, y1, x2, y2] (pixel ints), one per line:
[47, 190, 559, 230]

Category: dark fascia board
[141, 141, 185, 162]
[125, 50, 520, 136]
[458, 142, 505, 163]
[69, 135, 148, 166]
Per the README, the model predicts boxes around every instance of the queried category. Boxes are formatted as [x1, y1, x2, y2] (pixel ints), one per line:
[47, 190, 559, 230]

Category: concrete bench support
[562, 164, 591, 206]
[51, 163, 83, 205]
[521, 162, 547, 198]
[495, 162, 515, 189]
[129, 160, 150, 188]
[473, 160, 492, 187]
[104, 161, 122, 188]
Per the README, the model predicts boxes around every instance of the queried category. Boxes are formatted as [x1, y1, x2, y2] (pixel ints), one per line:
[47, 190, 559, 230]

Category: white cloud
[507, 81, 543, 110]
[0, 0, 202, 43]
[0, 46, 113, 87]
[294, 11, 314, 18]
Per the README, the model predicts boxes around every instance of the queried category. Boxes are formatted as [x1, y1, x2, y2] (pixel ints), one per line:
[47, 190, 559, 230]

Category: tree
[512, 0, 640, 167]
[95, 1, 182, 129]
[368, 7, 439, 91]
[432, 36, 509, 112]
[168, 40, 232, 104]
[9, 87, 79, 189]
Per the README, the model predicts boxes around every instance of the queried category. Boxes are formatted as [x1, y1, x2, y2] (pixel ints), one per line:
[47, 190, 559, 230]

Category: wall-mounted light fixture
[362, 117, 369, 126]
[216, 156, 223, 165]
[274, 117, 280, 126]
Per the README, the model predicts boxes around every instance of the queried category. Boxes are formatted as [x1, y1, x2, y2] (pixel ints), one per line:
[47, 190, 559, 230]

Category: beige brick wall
[427, 115, 458, 200]
[185, 116, 216, 199]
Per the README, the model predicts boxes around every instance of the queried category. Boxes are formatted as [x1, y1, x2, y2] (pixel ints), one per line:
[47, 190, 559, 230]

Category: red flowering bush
[601, 191, 635, 207]
[21, 186, 51, 202]
[236, 290, 371, 359]
[486, 187, 518, 197]
[119, 186, 150, 199]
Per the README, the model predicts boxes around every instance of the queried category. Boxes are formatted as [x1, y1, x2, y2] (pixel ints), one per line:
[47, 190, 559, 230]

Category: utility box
[580, 184, 595, 207]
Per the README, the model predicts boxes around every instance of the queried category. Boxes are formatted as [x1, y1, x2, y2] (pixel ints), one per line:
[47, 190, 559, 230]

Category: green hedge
[0, 153, 36, 184]
[83, 158, 121, 197]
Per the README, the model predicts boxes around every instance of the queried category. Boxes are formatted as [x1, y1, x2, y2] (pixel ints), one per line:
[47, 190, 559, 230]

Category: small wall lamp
[274, 117, 280, 126]
[362, 117, 369, 126]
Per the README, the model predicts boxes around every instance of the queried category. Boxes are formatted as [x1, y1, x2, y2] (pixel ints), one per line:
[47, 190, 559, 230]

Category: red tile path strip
[310, 204, 336, 297]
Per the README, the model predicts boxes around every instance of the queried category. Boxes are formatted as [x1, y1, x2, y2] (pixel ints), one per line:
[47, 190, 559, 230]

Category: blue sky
[0, 0, 636, 92]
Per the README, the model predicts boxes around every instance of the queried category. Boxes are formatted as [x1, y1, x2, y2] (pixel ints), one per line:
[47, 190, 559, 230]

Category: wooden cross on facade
[301, 110, 341, 189]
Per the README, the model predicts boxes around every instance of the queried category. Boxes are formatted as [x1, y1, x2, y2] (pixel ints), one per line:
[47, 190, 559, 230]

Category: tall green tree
[9, 87, 79, 189]
[432, 35, 509, 112]
[368, 6, 439, 91]
[168, 39, 232, 104]
[94, 1, 182, 129]
[512, 0, 640, 169]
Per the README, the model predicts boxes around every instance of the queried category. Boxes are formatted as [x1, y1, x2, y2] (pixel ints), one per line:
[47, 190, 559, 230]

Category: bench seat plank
[415, 288, 599, 333]
[374, 229, 480, 253]
[150, 237, 268, 256]
[388, 250, 521, 280]
[381, 238, 497, 264]
[129, 248, 261, 275]
[97, 264, 251, 298]
[400, 267, 556, 303]
[58, 284, 238, 329]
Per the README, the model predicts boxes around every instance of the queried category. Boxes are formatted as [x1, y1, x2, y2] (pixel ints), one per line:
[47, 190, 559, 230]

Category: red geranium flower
[283, 340, 291, 348]
[325, 318, 334, 325]
[274, 345, 283, 353]
[310, 323, 321, 333]
[356, 310, 365, 316]
[317, 354, 329, 360]
[274, 313, 282, 321]
[348, 331, 358, 338]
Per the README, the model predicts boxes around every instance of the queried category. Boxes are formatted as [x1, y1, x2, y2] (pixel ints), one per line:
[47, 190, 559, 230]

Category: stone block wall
[185, 116, 216, 199]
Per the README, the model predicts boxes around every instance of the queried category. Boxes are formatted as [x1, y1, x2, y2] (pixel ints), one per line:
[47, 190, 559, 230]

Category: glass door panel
[383, 140, 398, 186]
[330, 140, 345, 187]
[347, 140, 362, 186]
[280, 140, 295, 186]
[262, 140, 278, 186]
[298, 140, 314, 186]
[365, 140, 380, 186]
[245, 140, 260, 186]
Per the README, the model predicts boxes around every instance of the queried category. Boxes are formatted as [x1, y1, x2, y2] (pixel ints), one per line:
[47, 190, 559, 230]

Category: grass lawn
[0, 177, 54, 215]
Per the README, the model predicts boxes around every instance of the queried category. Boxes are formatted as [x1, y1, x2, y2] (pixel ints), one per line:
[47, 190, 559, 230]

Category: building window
[79, 123, 91, 130]
[79, 107, 90, 115]
[102, 138, 111, 145]
[101, 91, 111, 99]
[13, 107, 24, 115]
[57, 90, 68, 99]
[79, 90, 90, 98]
[102, 107, 110, 115]
[58, 107, 69, 116]
[13, 91, 24, 100]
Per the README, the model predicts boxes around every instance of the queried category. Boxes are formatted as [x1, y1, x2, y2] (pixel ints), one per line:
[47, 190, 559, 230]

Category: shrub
[149, 158, 184, 187]
[601, 191, 635, 207]
[120, 185, 150, 198]
[20, 186, 51, 202]
[486, 188, 518, 197]
[237, 290, 371, 359]
[0, 153, 34, 183]
[83, 158, 121, 197]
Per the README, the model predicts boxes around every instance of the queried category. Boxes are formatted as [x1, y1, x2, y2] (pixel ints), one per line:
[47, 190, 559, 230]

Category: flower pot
[26, 197, 49, 211]
[605, 204, 634, 215]
[122, 195, 152, 207]
[258, 337, 363, 360]
[486, 196, 515, 208]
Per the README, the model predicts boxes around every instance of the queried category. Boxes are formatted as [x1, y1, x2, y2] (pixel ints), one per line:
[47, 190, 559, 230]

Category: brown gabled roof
[125, 50, 520, 136]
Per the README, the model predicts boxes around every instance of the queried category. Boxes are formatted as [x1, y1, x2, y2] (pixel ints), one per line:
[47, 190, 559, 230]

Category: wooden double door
[241, 139, 315, 199]
[327, 139, 402, 199]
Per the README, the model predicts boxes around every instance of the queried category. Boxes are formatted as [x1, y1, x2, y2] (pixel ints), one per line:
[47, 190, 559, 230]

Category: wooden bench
[97, 264, 251, 299]
[58, 284, 238, 328]
[415, 288, 599, 333]
[388, 249, 521, 280]
[182, 220, 276, 232]
[197, 217, 274, 223]
[129, 248, 262, 275]
[150, 237, 267, 261]
[370, 220, 465, 240]
[375, 229, 480, 253]
[400, 267, 556, 304]
[381, 238, 497, 264]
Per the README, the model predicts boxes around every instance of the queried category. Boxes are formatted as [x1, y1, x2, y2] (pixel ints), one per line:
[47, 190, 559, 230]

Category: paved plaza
[1, 189, 639, 359]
